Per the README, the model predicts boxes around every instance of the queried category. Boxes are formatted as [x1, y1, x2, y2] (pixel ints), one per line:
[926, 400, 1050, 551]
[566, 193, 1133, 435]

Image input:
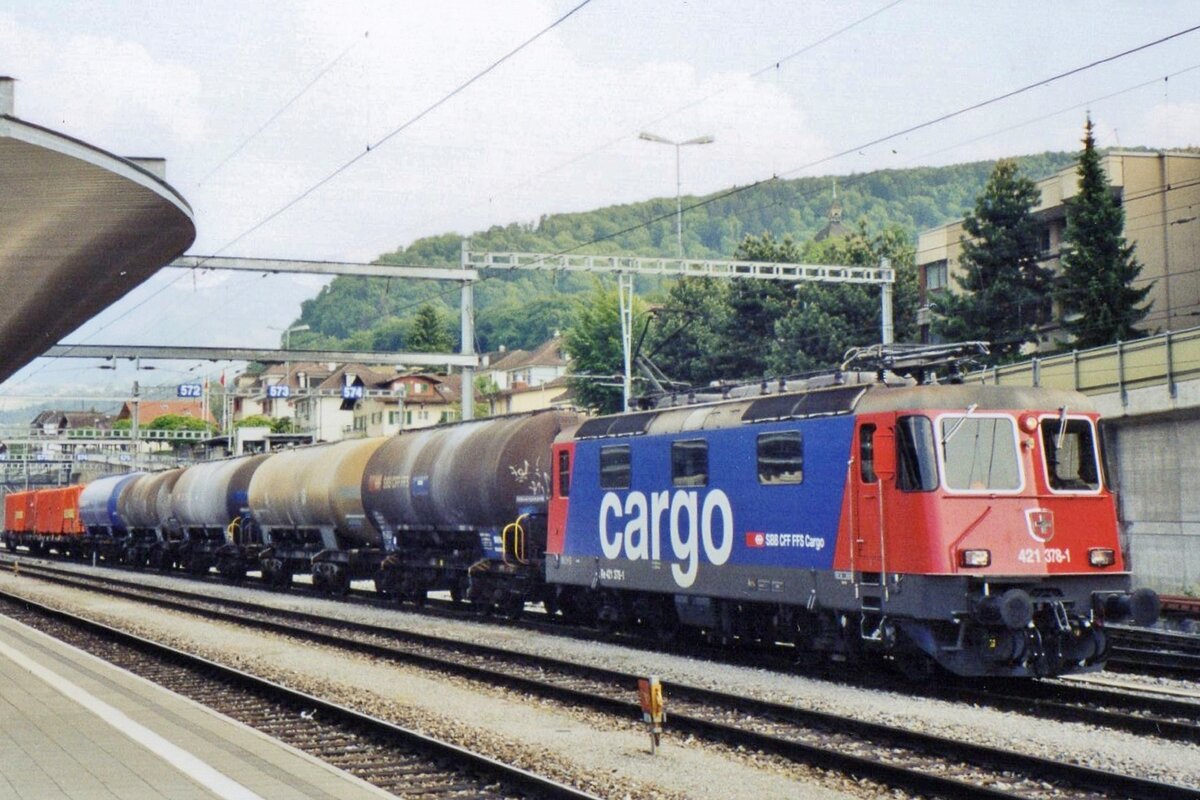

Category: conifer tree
[936, 159, 1050, 362]
[407, 304, 454, 353]
[1055, 116, 1150, 348]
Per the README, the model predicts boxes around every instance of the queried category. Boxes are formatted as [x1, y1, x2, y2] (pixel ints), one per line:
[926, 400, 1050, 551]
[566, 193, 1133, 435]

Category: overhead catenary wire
[490, 23, 1200, 269]
[197, 31, 369, 186]
[10, 19, 1200, 397]
[0, 3, 594, 396]
[212, 0, 595, 260]
[398, 0, 908, 242]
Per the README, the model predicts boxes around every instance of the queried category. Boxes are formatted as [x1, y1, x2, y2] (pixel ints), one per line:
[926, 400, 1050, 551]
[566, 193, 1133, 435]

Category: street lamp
[271, 323, 310, 351]
[638, 131, 714, 258]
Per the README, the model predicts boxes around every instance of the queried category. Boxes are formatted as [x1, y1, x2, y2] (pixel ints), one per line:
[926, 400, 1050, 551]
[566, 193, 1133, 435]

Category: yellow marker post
[637, 675, 666, 754]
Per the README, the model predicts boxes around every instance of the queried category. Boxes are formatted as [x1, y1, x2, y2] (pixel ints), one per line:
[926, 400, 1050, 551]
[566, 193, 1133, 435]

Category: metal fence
[978, 325, 1200, 404]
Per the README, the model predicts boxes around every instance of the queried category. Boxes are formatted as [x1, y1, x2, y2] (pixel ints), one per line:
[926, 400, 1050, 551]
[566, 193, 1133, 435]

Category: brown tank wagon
[248, 438, 387, 591]
[361, 410, 580, 610]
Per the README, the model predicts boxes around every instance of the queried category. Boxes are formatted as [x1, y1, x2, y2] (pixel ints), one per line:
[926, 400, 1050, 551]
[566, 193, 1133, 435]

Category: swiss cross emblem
[1025, 508, 1055, 543]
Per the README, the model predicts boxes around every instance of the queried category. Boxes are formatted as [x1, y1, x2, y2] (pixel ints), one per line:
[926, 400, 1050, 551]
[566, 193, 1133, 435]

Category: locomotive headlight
[1088, 548, 1116, 567]
[960, 549, 991, 568]
[1019, 414, 1038, 433]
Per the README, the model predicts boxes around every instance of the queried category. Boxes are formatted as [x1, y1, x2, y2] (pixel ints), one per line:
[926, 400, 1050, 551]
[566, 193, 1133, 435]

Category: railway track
[0, 589, 596, 800]
[7, 555, 1199, 739]
[1106, 624, 1200, 677]
[4, 560, 1199, 800]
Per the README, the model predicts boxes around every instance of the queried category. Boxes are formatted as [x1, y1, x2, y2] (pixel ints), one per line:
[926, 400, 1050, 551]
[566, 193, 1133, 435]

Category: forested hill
[293, 151, 1079, 355]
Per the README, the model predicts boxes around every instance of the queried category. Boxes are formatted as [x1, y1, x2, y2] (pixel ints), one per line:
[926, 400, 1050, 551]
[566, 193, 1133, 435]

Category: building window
[599, 445, 631, 489]
[925, 260, 948, 292]
[757, 431, 803, 484]
[388, 411, 400, 425]
[671, 439, 708, 487]
[405, 410, 413, 425]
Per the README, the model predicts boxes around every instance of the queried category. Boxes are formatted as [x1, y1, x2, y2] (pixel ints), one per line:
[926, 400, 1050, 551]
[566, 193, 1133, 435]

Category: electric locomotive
[546, 346, 1159, 677]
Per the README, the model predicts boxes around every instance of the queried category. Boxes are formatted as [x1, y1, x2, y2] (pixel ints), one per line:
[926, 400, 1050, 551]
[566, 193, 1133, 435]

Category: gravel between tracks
[3, 564, 1199, 797]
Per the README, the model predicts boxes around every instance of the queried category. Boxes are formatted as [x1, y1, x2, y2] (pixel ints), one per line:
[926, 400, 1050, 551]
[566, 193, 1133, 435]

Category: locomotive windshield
[1040, 417, 1102, 491]
[938, 415, 1021, 491]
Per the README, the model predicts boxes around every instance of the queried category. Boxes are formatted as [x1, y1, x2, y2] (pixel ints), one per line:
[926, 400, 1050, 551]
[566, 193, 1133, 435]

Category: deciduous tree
[563, 282, 646, 414]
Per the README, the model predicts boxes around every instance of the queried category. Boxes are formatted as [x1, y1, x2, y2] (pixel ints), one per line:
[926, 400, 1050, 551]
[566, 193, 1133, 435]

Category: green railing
[62, 427, 209, 441]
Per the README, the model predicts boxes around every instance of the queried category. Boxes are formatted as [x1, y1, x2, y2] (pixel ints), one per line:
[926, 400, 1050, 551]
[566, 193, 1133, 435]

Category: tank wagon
[249, 439, 386, 591]
[171, 454, 271, 577]
[117, 468, 185, 566]
[79, 472, 144, 561]
[361, 410, 580, 613]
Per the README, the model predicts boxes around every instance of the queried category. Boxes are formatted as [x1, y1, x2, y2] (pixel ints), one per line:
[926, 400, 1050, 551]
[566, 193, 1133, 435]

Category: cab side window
[557, 449, 571, 497]
[860, 424, 877, 483]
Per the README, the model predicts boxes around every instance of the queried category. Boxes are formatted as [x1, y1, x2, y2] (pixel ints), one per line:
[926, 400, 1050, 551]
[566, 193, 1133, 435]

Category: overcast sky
[2, 1, 1198, 402]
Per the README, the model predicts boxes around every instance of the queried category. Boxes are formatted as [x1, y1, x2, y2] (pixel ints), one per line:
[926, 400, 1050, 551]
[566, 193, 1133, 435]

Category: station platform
[0, 612, 392, 800]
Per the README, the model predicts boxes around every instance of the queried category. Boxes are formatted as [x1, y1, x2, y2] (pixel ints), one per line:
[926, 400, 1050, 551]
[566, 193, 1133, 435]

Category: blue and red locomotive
[3, 346, 1159, 678]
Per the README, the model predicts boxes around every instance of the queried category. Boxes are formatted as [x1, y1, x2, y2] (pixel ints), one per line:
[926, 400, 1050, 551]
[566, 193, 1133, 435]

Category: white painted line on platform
[0, 638, 267, 800]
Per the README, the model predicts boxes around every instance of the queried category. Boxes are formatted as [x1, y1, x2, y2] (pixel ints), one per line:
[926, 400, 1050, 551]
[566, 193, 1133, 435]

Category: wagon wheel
[891, 650, 937, 684]
[500, 596, 525, 621]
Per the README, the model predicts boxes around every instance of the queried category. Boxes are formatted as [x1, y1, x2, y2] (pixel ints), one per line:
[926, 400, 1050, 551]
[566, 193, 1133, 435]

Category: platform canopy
[0, 95, 196, 385]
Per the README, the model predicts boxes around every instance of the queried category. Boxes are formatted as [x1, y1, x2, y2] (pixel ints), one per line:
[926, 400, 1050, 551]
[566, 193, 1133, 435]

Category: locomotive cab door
[852, 421, 894, 600]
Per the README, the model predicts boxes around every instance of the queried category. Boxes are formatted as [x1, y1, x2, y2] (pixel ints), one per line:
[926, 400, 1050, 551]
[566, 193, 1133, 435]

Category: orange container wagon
[4, 491, 36, 534]
[35, 486, 85, 537]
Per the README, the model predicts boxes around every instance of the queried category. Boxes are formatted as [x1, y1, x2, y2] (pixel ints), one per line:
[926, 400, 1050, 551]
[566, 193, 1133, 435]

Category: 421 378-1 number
[1017, 547, 1071, 564]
